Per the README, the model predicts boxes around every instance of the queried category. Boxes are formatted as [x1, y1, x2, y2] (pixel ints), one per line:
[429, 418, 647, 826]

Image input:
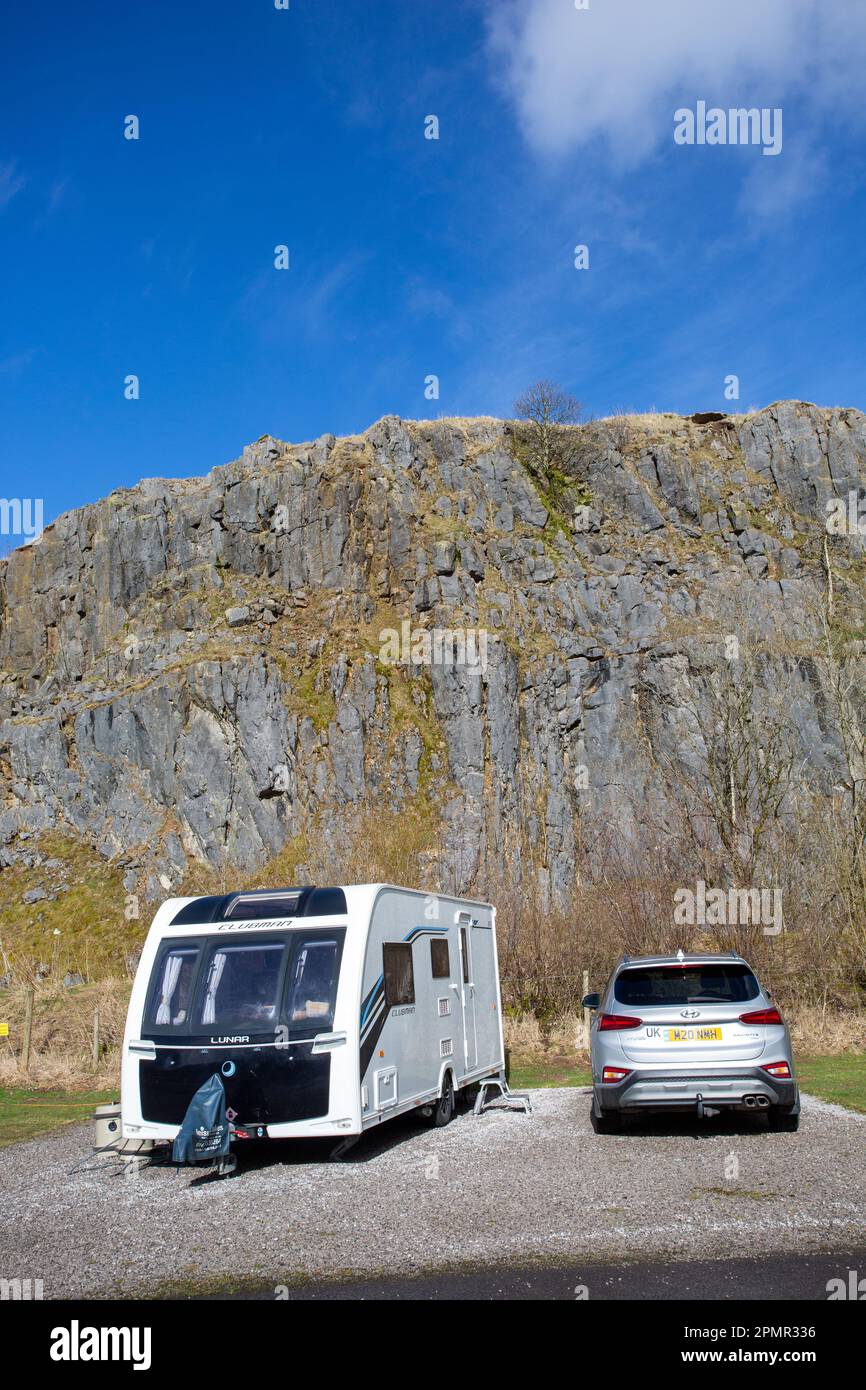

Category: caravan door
[458, 923, 477, 1072]
[469, 921, 500, 1069]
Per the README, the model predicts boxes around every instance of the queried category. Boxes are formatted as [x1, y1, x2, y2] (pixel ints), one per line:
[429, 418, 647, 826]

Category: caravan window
[198, 942, 284, 1029]
[430, 937, 450, 979]
[144, 929, 345, 1036]
[287, 938, 341, 1026]
[147, 945, 200, 1027]
[383, 942, 415, 1006]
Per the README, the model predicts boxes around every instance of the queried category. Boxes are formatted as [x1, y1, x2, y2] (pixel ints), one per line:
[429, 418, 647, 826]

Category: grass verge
[795, 1054, 866, 1113]
[508, 1055, 591, 1089]
[0, 1055, 862, 1149]
[0, 1087, 117, 1148]
[508, 1052, 866, 1109]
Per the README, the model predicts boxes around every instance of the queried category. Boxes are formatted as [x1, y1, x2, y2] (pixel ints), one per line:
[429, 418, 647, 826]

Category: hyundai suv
[583, 952, 799, 1133]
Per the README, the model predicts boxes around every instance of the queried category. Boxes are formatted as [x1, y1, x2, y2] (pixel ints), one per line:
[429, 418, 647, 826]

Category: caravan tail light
[599, 1013, 642, 1031]
[601, 1066, 632, 1084]
[739, 1008, 783, 1026]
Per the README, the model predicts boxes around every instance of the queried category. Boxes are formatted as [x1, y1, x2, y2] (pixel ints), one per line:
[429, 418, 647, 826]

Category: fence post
[582, 969, 590, 1050]
[22, 986, 34, 1071]
[92, 1006, 100, 1068]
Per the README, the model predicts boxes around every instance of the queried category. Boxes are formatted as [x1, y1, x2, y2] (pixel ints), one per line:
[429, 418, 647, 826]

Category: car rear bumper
[596, 1066, 798, 1114]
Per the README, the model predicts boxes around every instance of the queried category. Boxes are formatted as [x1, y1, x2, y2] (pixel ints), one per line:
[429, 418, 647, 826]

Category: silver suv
[583, 952, 799, 1134]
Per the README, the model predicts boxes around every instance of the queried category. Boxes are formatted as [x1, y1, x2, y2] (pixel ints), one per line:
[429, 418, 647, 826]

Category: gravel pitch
[1, 1088, 864, 1299]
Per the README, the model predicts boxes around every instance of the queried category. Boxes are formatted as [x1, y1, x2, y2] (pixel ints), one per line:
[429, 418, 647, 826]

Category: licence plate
[663, 1026, 723, 1042]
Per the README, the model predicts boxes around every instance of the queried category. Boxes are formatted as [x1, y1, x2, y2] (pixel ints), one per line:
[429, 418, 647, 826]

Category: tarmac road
[227, 1248, 866, 1300]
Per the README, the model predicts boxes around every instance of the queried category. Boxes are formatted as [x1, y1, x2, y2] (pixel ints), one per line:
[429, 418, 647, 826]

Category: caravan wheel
[432, 1075, 455, 1128]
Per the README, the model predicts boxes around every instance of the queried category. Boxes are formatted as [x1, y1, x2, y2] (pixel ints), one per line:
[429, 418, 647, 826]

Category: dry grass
[504, 1005, 866, 1067]
[786, 1004, 866, 1055]
[504, 1011, 589, 1063]
[0, 978, 127, 1091]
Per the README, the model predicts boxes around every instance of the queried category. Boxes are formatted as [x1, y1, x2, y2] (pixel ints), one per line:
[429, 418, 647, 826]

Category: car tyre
[768, 1106, 799, 1133]
[591, 1093, 621, 1134]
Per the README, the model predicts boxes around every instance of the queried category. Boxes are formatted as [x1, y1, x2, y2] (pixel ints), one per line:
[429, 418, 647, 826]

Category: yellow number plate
[663, 1026, 723, 1042]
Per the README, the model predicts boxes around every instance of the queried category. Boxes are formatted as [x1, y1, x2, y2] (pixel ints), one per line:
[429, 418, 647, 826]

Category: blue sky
[1, 0, 865, 549]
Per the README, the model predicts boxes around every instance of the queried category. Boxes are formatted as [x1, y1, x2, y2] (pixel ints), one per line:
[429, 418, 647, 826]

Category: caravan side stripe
[360, 990, 386, 1045]
[360, 974, 383, 1029]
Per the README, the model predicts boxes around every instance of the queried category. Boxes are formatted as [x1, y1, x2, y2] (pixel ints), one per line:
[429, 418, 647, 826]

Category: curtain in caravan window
[148, 946, 199, 1027]
[383, 942, 415, 1006]
[288, 940, 339, 1025]
[196, 943, 286, 1029]
[155, 952, 184, 1024]
[201, 951, 227, 1025]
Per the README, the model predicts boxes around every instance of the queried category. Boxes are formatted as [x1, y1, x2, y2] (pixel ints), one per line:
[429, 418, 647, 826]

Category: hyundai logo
[680, 1009, 700, 1019]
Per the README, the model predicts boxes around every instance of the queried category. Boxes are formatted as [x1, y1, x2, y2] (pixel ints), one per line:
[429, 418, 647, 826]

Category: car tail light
[598, 1013, 643, 1031]
[739, 1008, 783, 1025]
[761, 1061, 792, 1079]
[602, 1066, 632, 1084]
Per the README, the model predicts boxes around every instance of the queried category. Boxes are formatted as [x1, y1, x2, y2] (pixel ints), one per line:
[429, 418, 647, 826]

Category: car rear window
[614, 964, 760, 1006]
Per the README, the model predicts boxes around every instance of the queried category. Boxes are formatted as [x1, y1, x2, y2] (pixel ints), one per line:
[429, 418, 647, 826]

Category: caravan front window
[147, 945, 200, 1027]
[287, 938, 341, 1026]
[198, 942, 284, 1028]
[144, 929, 346, 1037]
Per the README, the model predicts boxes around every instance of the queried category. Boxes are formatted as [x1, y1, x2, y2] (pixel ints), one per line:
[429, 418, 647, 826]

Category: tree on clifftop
[512, 380, 586, 481]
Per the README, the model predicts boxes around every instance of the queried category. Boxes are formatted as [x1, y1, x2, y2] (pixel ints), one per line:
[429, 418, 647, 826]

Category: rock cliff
[1, 402, 864, 917]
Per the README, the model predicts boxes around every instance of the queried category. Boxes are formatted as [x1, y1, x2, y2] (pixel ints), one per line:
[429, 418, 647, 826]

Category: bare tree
[692, 655, 797, 887]
[640, 641, 798, 889]
[810, 604, 866, 983]
[512, 380, 586, 480]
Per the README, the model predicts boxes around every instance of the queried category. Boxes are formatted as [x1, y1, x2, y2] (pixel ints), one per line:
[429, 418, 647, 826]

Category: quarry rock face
[0, 403, 864, 902]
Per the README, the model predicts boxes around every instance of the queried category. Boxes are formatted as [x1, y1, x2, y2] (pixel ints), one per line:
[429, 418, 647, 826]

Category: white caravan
[121, 884, 506, 1149]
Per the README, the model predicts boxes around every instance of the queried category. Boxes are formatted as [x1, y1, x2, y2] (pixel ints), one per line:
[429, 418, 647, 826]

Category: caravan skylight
[223, 891, 302, 920]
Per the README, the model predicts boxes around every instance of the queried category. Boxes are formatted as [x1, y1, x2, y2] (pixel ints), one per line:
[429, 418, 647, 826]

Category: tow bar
[695, 1092, 719, 1119]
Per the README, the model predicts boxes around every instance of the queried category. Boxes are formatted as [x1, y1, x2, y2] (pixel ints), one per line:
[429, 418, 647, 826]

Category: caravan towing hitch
[695, 1093, 719, 1119]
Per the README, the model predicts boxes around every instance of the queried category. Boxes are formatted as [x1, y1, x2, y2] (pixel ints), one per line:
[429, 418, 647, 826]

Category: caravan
[121, 883, 507, 1149]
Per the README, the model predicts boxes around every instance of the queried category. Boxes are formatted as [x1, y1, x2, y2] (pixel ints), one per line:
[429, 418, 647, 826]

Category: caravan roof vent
[223, 890, 305, 920]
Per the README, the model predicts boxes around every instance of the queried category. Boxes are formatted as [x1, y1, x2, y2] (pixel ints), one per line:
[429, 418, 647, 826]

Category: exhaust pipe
[743, 1095, 757, 1108]
[755, 1094, 770, 1108]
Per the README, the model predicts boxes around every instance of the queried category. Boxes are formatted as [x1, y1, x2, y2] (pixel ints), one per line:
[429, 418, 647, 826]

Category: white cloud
[0, 160, 27, 210]
[738, 141, 828, 222]
[484, 0, 866, 168]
